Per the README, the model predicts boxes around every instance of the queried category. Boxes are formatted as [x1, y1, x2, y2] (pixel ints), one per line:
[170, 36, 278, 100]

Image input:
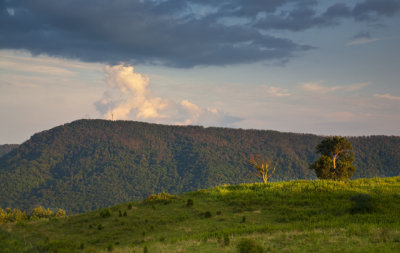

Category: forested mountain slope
[0, 119, 399, 213]
[0, 144, 18, 158]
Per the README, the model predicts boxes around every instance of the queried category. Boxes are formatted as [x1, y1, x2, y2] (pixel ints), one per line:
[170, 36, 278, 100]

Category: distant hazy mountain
[0, 119, 399, 213]
[0, 144, 19, 158]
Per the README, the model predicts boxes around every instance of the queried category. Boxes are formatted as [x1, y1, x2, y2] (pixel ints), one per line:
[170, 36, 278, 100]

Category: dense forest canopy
[0, 119, 399, 213]
[0, 144, 18, 158]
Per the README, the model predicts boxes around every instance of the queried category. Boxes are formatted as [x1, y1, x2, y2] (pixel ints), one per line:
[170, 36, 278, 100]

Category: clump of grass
[186, 199, 194, 207]
[107, 243, 114, 252]
[224, 234, 230, 246]
[237, 238, 264, 253]
[204, 211, 212, 218]
[100, 208, 111, 218]
[350, 193, 374, 214]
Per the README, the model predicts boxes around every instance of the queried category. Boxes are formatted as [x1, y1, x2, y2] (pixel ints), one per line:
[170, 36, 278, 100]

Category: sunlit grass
[1, 177, 400, 252]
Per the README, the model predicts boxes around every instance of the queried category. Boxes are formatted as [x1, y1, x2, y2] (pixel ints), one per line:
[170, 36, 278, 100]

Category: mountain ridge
[0, 119, 399, 213]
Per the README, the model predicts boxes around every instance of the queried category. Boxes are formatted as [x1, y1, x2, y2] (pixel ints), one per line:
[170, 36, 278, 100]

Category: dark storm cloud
[353, 0, 400, 21]
[255, 0, 400, 32]
[1, 0, 399, 67]
[354, 31, 372, 39]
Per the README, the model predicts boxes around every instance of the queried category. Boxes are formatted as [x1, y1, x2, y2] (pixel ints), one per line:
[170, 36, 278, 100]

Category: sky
[1, 0, 400, 144]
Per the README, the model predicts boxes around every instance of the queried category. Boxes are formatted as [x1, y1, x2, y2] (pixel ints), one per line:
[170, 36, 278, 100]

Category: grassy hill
[1, 119, 399, 213]
[1, 177, 400, 252]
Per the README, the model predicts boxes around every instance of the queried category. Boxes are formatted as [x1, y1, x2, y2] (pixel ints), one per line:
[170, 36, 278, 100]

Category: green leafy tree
[310, 136, 356, 180]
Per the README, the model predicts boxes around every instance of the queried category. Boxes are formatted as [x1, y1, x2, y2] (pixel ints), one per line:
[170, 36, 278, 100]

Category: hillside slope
[0, 119, 399, 213]
[0, 144, 18, 158]
[1, 177, 400, 252]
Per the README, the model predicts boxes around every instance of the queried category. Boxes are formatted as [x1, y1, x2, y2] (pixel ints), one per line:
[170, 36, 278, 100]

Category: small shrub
[107, 243, 114, 252]
[55, 209, 66, 218]
[186, 199, 194, 207]
[31, 206, 53, 219]
[204, 211, 212, 218]
[145, 192, 176, 204]
[123, 211, 127, 216]
[100, 208, 111, 218]
[379, 229, 390, 243]
[119, 210, 122, 217]
[350, 194, 374, 214]
[216, 210, 222, 215]
[79, 242, 85, 250]
[241, 216, 246, 223]
[97, 224, 104, 230]
[143, 246, 148, 253]
[224, 234, 230, 246]
[128, 203, 133, 210]
[237, 238, 264, 253]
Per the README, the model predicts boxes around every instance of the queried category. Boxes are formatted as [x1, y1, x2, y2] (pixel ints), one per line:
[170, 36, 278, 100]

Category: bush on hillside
[237, 238, 264, 253]
[186, 199, 194, 207]
[145, 192, 176, 204]
[100, 208, 111, 218]
[350, 194, 374, 214]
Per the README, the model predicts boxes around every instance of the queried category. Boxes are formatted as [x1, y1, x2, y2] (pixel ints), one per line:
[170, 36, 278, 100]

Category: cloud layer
[301, 82, 372, 93]
[1, 0, 399, 67]
[95, 64, 240, 126]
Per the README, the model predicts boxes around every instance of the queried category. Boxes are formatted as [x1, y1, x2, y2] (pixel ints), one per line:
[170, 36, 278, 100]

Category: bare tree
[248, 154, 276, 183]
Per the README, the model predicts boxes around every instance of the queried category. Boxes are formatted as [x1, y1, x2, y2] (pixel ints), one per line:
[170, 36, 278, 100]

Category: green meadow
[1, 177, 400, 252]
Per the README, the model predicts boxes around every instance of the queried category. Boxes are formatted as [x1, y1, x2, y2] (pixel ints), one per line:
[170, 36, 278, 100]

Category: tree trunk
[333, 154, 337, 169]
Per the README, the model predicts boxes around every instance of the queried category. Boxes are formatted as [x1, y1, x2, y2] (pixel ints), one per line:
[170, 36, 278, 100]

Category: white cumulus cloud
[97, 64, 168, 120]
[95, 64, 241, 126]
